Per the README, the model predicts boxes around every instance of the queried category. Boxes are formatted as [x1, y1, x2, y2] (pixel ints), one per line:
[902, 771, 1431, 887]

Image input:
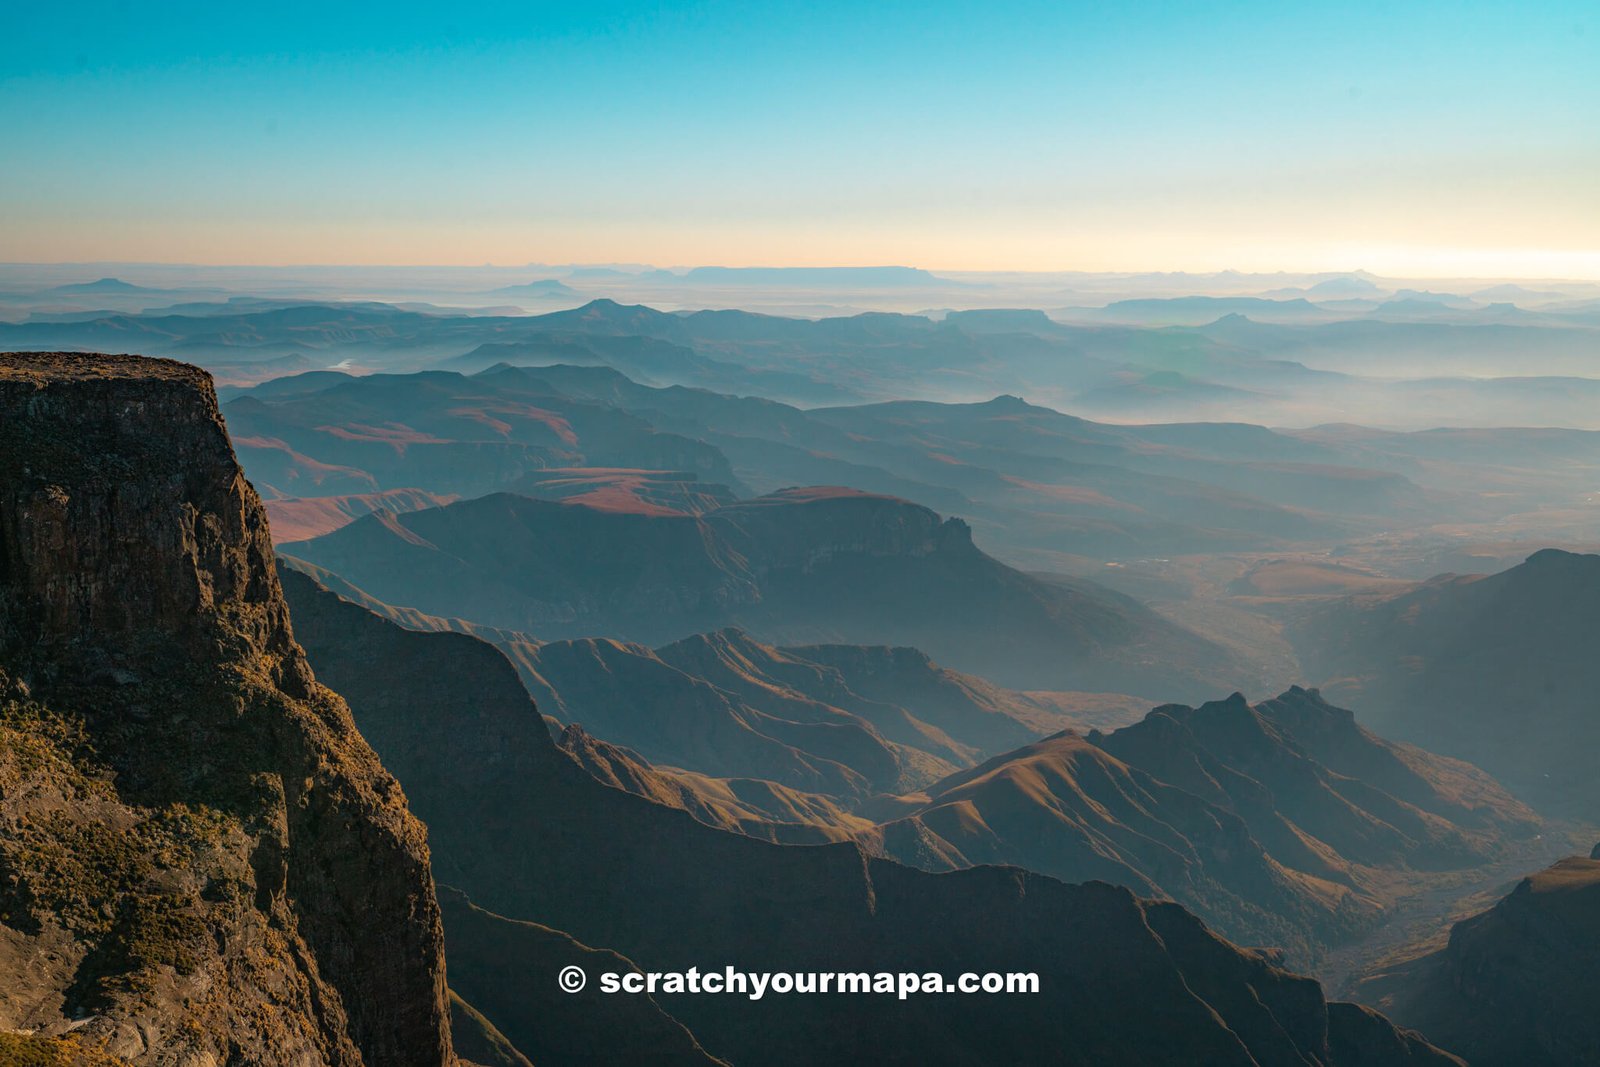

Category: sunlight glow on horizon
[2, 0, 1595, 278]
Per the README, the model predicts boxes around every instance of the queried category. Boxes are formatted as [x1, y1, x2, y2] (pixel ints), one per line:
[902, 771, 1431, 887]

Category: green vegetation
[0, 1033, 127, 1066]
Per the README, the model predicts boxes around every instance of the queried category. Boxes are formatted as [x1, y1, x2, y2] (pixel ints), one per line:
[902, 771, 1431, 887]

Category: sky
[1, 0, 1596, 276]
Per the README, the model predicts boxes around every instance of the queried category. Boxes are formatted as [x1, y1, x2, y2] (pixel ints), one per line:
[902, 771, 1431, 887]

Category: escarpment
[0, 353, 454, 1064]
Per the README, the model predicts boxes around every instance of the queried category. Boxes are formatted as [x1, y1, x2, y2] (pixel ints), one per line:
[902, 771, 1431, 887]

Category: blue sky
[2, 0, 1596, 273]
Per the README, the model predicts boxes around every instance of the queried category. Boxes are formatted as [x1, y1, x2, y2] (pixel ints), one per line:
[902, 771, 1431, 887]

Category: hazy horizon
[6, 6, 1600, 1062]
[3, 259, 1600, 283]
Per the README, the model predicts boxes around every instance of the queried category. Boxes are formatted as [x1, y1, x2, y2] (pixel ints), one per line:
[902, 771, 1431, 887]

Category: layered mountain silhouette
[1357, 855, 1600, 1066]
[1292, 548, 1600, 815]
[297, 579, 1100, 796]
[280, 562, 1531, 968]
[264, 486, 458, 541]
[14, 291, 1600, 429]
[283, 567, 1459, 1065]
[515, 633, 909, 797]
[285, 486, 1244, 697]
[223, 367, 744, 501]
[487, 277, 581, 298]
[0, 354, 454, 1063]
[276, 564, 1121, 819]
[217, 360, 1459, 571]
[465, 362, 1422, 558]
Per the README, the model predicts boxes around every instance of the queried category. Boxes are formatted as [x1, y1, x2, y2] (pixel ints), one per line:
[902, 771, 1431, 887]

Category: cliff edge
[0, 353, 454, 1064]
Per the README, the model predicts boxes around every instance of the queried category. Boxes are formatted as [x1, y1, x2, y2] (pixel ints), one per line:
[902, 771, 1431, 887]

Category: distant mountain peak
[44, 276, 154, 294]
[488, 277, 580, 297]
[680, 265, 953, 287]
[983, 393, 1031, 411]
[1523, 546, 1591, 567]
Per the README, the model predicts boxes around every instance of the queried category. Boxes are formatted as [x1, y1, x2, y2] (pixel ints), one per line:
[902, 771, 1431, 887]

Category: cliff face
[0, 355, 303, 681]
[0, 353, 453, 1064]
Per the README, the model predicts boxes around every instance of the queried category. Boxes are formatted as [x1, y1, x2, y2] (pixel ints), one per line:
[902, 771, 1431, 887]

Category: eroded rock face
[0, 353, 454, 1065]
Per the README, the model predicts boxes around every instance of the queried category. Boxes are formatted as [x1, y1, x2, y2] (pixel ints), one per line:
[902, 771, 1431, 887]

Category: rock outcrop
[0, 353, 454, 1064]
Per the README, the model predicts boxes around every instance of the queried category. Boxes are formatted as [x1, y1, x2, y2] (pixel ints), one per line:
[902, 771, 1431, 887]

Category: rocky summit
[0, 353, 454, 1064]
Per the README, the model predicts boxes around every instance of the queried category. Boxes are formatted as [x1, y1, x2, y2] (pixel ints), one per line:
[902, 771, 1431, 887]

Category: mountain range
[283, 486, 1246, 698]
[4, 336, 1594, 1064]
[278, 563, 1537, 971]
[218, 360, 1600, 585]
[9, 290, 1600, 429]
[282, 559, 1459, 1065]
[872, 688, 1536, 963]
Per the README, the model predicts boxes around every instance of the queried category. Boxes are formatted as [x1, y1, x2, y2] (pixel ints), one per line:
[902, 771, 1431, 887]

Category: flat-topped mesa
[0, 352, 308, 691]
[712, 486, 975, 567]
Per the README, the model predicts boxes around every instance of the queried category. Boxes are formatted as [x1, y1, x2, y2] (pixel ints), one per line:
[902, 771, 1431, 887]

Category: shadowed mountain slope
[282, 568, 1459, 1066]
[1357, 856, 1600, 1066]
[1093, 690, 1536, 872]
[509, 635, 903, 797]
[553, 723, 866, 843]
[0, 353, 454, 1064]
[439, 890, 724, 1067]
[264, 486, 458, 541]
[655, 629, 1064, 756]
[287, 487, 1246, 698]
[872, 729, 1365, 962]
[275, 562, 1098, 803]
[1292, 549, 1600, 816]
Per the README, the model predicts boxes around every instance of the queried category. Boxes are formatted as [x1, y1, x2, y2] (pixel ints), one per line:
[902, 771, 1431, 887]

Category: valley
[7, 4, 1596, 1061]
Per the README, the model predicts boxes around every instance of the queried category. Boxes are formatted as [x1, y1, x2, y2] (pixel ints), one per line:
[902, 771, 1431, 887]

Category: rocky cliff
[0, 353, 454, 1064]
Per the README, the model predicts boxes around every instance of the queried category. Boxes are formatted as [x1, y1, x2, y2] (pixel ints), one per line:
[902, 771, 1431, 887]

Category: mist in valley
[4, 0, 1599, 1062]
